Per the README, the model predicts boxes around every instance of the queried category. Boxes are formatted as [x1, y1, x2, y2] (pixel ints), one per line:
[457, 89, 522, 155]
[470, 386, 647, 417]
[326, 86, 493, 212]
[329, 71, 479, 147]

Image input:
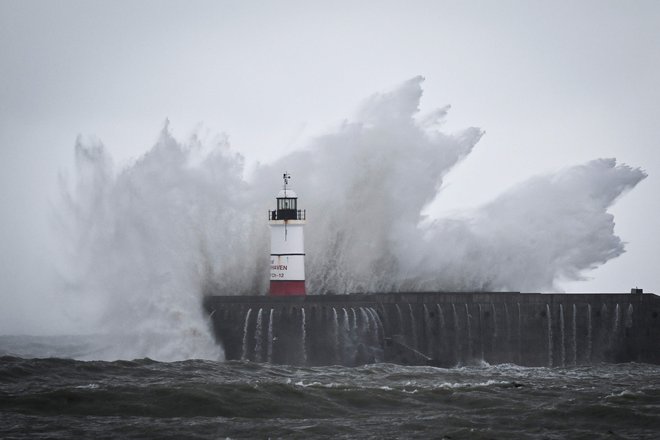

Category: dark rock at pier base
[203, 292, 660, 367]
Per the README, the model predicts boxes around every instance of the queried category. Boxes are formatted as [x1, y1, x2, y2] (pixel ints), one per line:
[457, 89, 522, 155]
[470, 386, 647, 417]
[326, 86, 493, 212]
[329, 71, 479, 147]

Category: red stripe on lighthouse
[270, 280, 306, 296]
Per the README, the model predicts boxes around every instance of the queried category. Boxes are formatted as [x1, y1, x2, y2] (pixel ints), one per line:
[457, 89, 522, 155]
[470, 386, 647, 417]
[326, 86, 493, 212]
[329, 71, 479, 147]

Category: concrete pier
[203, 292, 660, 366]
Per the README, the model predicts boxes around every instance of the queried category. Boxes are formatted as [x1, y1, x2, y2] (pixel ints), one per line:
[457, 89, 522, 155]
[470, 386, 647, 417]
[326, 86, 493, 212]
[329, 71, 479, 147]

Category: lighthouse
[268, 173, 306, 296]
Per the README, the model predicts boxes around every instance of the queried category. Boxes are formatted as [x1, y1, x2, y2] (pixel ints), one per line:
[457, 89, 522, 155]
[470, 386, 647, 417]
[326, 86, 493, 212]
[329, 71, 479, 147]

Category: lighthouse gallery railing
[269, 209, 306, 221]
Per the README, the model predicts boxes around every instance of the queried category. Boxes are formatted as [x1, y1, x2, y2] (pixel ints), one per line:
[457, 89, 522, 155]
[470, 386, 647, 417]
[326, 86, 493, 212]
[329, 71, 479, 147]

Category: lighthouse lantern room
[268, 173, 306, 296]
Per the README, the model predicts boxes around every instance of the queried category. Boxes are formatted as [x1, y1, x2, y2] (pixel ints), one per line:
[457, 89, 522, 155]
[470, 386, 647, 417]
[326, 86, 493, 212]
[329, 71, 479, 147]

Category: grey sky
[1, 0, 659, 333]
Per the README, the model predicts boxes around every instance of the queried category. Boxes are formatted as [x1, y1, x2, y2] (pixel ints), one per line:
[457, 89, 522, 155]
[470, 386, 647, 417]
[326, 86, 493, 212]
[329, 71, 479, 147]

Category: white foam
[55, 77, 645, 361]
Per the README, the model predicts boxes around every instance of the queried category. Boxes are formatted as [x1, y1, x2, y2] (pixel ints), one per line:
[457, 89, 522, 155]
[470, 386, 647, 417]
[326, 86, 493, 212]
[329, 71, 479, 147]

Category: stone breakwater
[203, 292, 660, 367]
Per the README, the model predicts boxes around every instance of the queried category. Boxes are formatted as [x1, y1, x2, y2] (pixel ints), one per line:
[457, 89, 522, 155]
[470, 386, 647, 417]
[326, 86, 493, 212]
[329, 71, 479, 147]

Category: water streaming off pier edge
[226, 299, 639, 368]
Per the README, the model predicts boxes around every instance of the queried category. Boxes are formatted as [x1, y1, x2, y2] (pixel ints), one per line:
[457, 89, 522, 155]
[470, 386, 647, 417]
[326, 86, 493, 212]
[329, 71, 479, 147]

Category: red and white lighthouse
[268, 173, 306, 296]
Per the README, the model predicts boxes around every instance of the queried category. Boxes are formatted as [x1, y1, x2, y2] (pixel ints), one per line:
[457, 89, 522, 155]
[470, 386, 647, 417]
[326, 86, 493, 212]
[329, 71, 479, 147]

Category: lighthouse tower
[268, 173, 306, 296]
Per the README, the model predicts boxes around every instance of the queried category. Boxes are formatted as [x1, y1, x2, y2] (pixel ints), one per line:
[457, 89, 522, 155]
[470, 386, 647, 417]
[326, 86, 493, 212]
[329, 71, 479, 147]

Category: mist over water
[55, 77, 645, 361]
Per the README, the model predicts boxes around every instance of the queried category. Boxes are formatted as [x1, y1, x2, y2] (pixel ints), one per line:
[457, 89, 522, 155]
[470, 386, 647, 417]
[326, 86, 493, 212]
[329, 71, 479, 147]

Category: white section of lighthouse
[268, 173, 306, 296]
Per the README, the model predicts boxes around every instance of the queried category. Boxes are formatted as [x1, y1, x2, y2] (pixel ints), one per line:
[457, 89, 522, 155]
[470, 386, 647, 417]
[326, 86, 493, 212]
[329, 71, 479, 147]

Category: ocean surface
[1, 336, 660, 439]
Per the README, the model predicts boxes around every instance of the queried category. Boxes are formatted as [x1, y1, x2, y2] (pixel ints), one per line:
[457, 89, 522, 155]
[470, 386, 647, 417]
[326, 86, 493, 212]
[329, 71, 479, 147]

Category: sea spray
[614, 303, 620, 335]
[241, 308, 252, 361]
[436, 304, 445, 331]
[491, 303, 498, 346]
[396, 304, 404, 335]
[452, 304, 461, 363]
[587, 304, 593, 362]
[332, 307, 340, 362]
[367, 307, 382, 346]
[478, 304, 484, 361]
[423, 304, 432, 356]
[342, 308, 350, 360]
[517, 303, 522, 364]
[408, 304, 418, 349]
[600, 304, 609, 355]
[255, 78, 646, 294]
[301, 307, 307, 364]
[546, 304, 553, 368]
[436, 304, 445, 357]
[56, 128, 250, 361]
[267, 308, 274, 363]
[504, 302, 511, 346]
[367, 307, 384, 361]
[360, 307, 371, 336]
[572, 304, 577, 366]
[610, 303, 620, 348]
[342, 308, 350, 336]
[254, 308, 263, 362]
[559, 304, 565, 367]
[57, 78, 646, 361]
[626, 304, 634, 328]
[465, 304, 473, 360]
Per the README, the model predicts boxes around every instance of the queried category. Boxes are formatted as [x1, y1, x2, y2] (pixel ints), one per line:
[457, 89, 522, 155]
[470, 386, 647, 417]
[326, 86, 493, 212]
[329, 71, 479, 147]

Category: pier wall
[203, 292, 660, 367]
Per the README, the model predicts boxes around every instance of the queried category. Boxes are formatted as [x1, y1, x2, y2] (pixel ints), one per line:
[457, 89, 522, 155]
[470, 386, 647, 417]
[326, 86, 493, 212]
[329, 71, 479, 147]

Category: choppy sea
[1, 336, 659, 439]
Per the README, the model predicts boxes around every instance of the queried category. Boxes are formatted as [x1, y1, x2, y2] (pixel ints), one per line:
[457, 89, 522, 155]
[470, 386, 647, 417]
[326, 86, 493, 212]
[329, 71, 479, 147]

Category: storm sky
[1, 0, 659, 334]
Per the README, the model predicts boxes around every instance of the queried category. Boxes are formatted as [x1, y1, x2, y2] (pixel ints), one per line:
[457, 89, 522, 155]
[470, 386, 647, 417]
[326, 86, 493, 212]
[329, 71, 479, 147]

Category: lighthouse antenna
[283, 172, 291, 194]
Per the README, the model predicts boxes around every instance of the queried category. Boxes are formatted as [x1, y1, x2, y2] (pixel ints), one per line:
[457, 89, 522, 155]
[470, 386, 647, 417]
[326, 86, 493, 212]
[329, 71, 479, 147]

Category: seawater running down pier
[204, 291, 660, 367]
